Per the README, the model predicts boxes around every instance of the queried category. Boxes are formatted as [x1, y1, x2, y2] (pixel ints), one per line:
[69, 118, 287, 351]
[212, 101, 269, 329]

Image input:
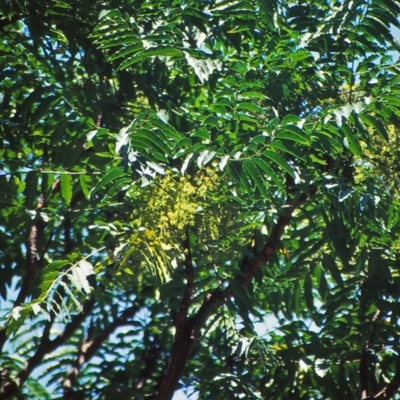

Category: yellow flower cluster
[124, 168, 246, 281]
[133, 169, 221, 243]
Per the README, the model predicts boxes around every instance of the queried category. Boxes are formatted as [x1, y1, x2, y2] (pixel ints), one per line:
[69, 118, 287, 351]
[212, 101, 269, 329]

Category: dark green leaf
[322, 254, 343, 287]
[243, 160, 268, 196]
[252, 158, 285, 191]
[360, 114, 389, 142]
[24, 172, 38, 208]
[262, 150, 295, 178]
[276, 126, 310, 145]
[89, 167, 125, 198]
[304, 273, 314, 311]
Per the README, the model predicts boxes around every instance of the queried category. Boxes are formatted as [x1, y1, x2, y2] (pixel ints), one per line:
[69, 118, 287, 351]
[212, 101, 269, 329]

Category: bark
[368, 359, 400, 399]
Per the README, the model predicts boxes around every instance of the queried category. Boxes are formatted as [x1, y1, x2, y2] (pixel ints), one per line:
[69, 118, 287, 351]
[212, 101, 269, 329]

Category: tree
[1, 0, 400, 398]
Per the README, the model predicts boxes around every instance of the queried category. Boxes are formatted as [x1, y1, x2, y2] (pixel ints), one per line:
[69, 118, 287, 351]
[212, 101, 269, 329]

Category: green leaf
[276, 125, 310, 145]
[284, 287, 293, 317]
[293, 281, 302, 317]
[89, 167, 125, 199]
[252, 158, 285, 191]
[119, 47, 183, 70]
[98, 9, 121, 20]
[315, 264, 328, 300]
[67, 260, 95, 295]
[108, 42, 144, 61]
[79, 175, 90, 200]
[360, 114, 389, 142]
[341, 124, 362, 156]
[262, 150, 295, 178]
[304, 273, 314, 311]
[322, 254, 343, 287]
[258, 0, 279, 30]
[134, 132, 171, 156]
[237, 102, 263, 113]
[238, 91, 267, 99]
[243, 160, 268, 196]
[270, 140, 306, 161]
[191, 129, 210, 141]
[58, 281, 83, 312]
[38, 261, 70, 300]
[60, 174, 73, 205]
[30, 94, 61, 125]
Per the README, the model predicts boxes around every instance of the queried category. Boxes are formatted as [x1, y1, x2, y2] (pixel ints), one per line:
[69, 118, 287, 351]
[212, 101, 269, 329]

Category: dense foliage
[1, 0, 400, 399]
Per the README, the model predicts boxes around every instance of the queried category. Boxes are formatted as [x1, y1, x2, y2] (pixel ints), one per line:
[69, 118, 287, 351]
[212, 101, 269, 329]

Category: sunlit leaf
[60, 174, 73, 205]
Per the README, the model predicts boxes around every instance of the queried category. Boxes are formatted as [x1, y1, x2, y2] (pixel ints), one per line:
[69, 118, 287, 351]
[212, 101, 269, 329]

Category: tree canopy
[1, 0, 400, 399]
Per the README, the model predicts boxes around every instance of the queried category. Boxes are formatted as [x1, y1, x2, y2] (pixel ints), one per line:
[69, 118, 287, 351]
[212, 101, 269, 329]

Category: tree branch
[0, 14, 23, 30]
[175, 227, 195, 328]
[63, 304, 140, 397]
[359, 307, 380, 399]
[0, 180, 61, 355]
[15, 178, 60, 308]
[369, 359, 400, 399]
[0, 195, 48, 355]
[15, 195, 46, 307]
[359, 317, 377, 399]
[156, 228, 197, 400]
[156, 186, 316, 400]
[359, 341, 370, 400]
[237, 186, 317, 287]
[137, 343, 162, 390]
[0, 297, 95, 399]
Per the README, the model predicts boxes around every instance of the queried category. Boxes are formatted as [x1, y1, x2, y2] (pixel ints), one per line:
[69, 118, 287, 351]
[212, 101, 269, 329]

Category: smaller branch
[0, 179, 61, 353]
[0, 297, 95, 399]
[14, 178, 60, 309]
[359, 310, 380, 400]
[370, 359, 400, 399]
[155, 229, 196, 400]
[359, 342, 370, 400]
[237, 186, 317, 287]
[175, 227, 195, 329]
[39, 170, 103, 175]
[63, 304, 140, 397]
[0, 14, 23, 30]
[137, 345, 162, 390]
[15, 195, 46, 307]
[96, 112, 103, 128]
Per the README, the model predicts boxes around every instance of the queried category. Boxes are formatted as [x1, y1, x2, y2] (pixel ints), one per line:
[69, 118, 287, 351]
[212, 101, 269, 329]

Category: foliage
[1, 0, 400, 399]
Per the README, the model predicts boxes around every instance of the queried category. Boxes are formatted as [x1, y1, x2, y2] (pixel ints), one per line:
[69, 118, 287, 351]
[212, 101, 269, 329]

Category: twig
[0, 15, 22, 30]
[176, 227, 195, 328]
[136, 344, 162, 390]
[359, 310, 380, 399]
[360, 342, 370, 399]
[368, 359, 400, 399]
[63, 304, 140, 397]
